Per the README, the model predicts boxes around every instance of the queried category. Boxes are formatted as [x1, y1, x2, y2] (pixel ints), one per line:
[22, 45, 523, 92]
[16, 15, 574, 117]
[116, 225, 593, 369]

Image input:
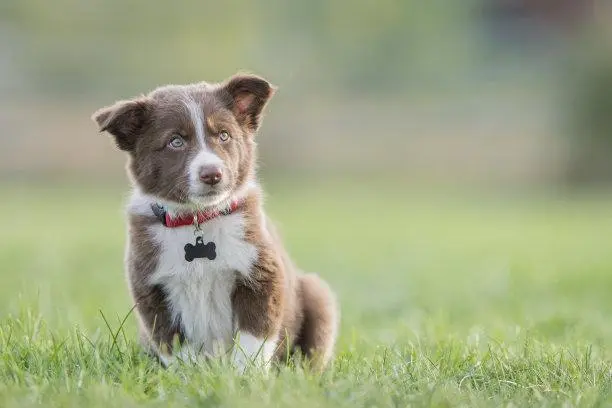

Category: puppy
[92, 73, 338, 371]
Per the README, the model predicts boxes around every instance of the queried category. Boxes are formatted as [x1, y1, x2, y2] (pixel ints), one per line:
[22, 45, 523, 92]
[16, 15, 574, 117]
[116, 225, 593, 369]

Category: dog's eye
[168, 135, 185, 149]
[219, 131, 231, 142]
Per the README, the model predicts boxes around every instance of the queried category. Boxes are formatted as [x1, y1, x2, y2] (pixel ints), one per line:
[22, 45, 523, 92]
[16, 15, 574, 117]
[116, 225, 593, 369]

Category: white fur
[129, 180, 258, 217]
[182, 93, 206, 146]
[180, 93, 228, 201]
[232, 331, 277, 372]
[188, 149, 225, 197]
[128, 191, 259, 359]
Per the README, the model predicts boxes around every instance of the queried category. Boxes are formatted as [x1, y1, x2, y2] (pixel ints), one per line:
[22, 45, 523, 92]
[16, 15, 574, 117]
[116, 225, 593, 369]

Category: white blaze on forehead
[179, 89, 227, 205]
[180, 91, 224, 178]
[181, 92, 205, 146]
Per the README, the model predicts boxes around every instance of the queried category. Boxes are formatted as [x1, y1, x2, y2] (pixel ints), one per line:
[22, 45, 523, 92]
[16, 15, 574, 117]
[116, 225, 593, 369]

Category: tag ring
[193, 214, 202, 234]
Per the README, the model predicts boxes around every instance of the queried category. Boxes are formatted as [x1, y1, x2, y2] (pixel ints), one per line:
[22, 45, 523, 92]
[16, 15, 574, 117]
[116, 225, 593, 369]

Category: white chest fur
[146, 211, 258, 357]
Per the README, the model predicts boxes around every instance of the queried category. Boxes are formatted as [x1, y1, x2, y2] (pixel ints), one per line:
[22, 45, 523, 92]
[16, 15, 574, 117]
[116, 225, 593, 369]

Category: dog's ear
[219, 74, 276, 132]
[92, 98, 152, 151]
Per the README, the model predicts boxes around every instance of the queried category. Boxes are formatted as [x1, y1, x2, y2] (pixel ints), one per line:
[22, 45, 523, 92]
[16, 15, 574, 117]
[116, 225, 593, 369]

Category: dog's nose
[199, 166, 223, 186]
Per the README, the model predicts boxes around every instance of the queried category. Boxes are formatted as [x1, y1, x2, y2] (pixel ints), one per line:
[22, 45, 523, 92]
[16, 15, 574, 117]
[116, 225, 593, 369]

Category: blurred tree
[563, 44, 612, 185]
[2, 0, 480, 97]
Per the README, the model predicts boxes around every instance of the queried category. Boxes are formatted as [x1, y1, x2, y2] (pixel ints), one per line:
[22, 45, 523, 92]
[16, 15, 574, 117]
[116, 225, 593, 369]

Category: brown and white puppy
[92, 73, 338, 371]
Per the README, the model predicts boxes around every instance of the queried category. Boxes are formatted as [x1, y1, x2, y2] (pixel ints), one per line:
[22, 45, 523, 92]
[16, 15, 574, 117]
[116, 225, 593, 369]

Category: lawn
[0, 180, 610, 407]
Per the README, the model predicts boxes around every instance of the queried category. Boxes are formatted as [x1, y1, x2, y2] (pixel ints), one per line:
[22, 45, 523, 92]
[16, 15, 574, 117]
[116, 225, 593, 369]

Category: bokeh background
[2, 0, 611, 186]
[1, 0, 611, 368]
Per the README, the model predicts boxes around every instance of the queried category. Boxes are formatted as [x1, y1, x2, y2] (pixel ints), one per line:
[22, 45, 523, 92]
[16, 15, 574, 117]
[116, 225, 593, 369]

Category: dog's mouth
[189, 189, 230, 207]
[195, 190, 221, 197]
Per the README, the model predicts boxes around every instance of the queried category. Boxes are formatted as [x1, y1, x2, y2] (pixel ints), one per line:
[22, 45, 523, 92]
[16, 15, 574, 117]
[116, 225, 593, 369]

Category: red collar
[151, 200, 243, 228]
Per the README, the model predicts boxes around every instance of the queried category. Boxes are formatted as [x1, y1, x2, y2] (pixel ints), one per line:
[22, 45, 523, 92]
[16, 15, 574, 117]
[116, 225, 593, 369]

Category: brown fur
[233, 193, 284, 339]
[92, 73, 338, 369]
[295, 274, 338, 367]
[127, 214, 182, 359]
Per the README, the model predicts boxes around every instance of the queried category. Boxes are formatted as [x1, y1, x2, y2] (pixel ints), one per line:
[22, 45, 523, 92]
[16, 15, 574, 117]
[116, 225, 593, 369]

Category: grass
[0, 180, 610, 407]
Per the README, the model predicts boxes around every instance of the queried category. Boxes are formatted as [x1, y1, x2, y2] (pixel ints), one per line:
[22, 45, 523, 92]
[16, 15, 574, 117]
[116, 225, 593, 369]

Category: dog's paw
[231, 331, 276, 374]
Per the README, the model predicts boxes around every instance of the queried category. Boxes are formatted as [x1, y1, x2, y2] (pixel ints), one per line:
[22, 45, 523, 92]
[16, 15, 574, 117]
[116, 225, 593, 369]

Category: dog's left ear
[219, 74, 276, 132]
[92, 98, 152, 151]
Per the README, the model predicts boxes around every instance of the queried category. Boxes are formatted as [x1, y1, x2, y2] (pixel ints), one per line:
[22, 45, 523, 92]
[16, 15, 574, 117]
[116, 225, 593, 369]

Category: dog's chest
[148, 212, 258, 354]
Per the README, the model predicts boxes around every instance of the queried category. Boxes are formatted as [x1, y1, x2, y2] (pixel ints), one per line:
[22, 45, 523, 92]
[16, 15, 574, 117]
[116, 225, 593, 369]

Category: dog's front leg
[231, 247, 284, 372]
[131, 283, 183, 367]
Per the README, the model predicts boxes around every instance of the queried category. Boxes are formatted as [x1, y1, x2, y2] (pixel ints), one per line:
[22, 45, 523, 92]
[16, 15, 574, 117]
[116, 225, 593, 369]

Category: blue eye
[168, 135, 185, 149]
[219, 131, 230, 142]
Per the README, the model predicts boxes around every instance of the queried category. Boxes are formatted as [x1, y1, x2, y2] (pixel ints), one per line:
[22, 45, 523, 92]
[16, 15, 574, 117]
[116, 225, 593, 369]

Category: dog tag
[184, 236, 217, 262]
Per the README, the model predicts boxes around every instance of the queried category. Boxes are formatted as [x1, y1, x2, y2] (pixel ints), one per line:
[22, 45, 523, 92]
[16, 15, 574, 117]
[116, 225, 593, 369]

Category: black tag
[184, 236, 217, 262]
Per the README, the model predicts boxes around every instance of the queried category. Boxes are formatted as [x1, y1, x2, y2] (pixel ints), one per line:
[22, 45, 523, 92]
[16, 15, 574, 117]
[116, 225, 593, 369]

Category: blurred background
[0, 0, 611, 353]
[0, 0, 609, 187]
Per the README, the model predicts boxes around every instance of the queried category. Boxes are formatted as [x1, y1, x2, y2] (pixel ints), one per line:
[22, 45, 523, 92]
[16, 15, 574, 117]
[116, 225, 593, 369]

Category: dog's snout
[199, 165, 223, 186]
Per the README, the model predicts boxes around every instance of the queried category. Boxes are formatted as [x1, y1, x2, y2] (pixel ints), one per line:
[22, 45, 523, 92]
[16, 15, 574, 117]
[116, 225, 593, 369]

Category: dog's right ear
[92, 98, 152, 151]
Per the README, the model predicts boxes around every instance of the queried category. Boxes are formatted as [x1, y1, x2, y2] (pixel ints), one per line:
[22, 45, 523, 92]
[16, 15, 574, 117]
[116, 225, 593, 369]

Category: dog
[92, 73, 338, 371]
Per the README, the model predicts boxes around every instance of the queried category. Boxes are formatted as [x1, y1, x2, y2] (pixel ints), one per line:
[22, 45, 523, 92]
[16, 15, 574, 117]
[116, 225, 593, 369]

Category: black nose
[199, 166, 223, 186]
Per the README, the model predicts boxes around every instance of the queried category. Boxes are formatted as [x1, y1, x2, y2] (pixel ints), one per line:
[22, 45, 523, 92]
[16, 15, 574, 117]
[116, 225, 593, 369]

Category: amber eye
[219, 131, 230, 142]
[168, 135, 185, 149]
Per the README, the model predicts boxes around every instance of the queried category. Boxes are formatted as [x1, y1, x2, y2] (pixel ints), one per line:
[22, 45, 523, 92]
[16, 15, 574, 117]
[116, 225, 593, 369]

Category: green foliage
[0, 316, 610, 407]
[573, 62, 612, 143]
[3, 0, 481, 97]
[0, 181, 611, 406]
[562, 32, 612, 185]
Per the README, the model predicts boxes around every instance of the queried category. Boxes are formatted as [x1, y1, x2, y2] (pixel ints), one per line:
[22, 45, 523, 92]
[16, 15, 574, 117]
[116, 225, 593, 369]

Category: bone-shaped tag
[184, 236, 217, 262]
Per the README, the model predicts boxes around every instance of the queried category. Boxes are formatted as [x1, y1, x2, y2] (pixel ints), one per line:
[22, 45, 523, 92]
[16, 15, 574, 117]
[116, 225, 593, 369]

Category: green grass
[0, 180, 611, 407]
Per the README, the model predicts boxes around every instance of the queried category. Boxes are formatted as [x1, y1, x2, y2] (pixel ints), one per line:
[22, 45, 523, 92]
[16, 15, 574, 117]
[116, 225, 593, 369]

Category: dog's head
[92, 73, 275, 209]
